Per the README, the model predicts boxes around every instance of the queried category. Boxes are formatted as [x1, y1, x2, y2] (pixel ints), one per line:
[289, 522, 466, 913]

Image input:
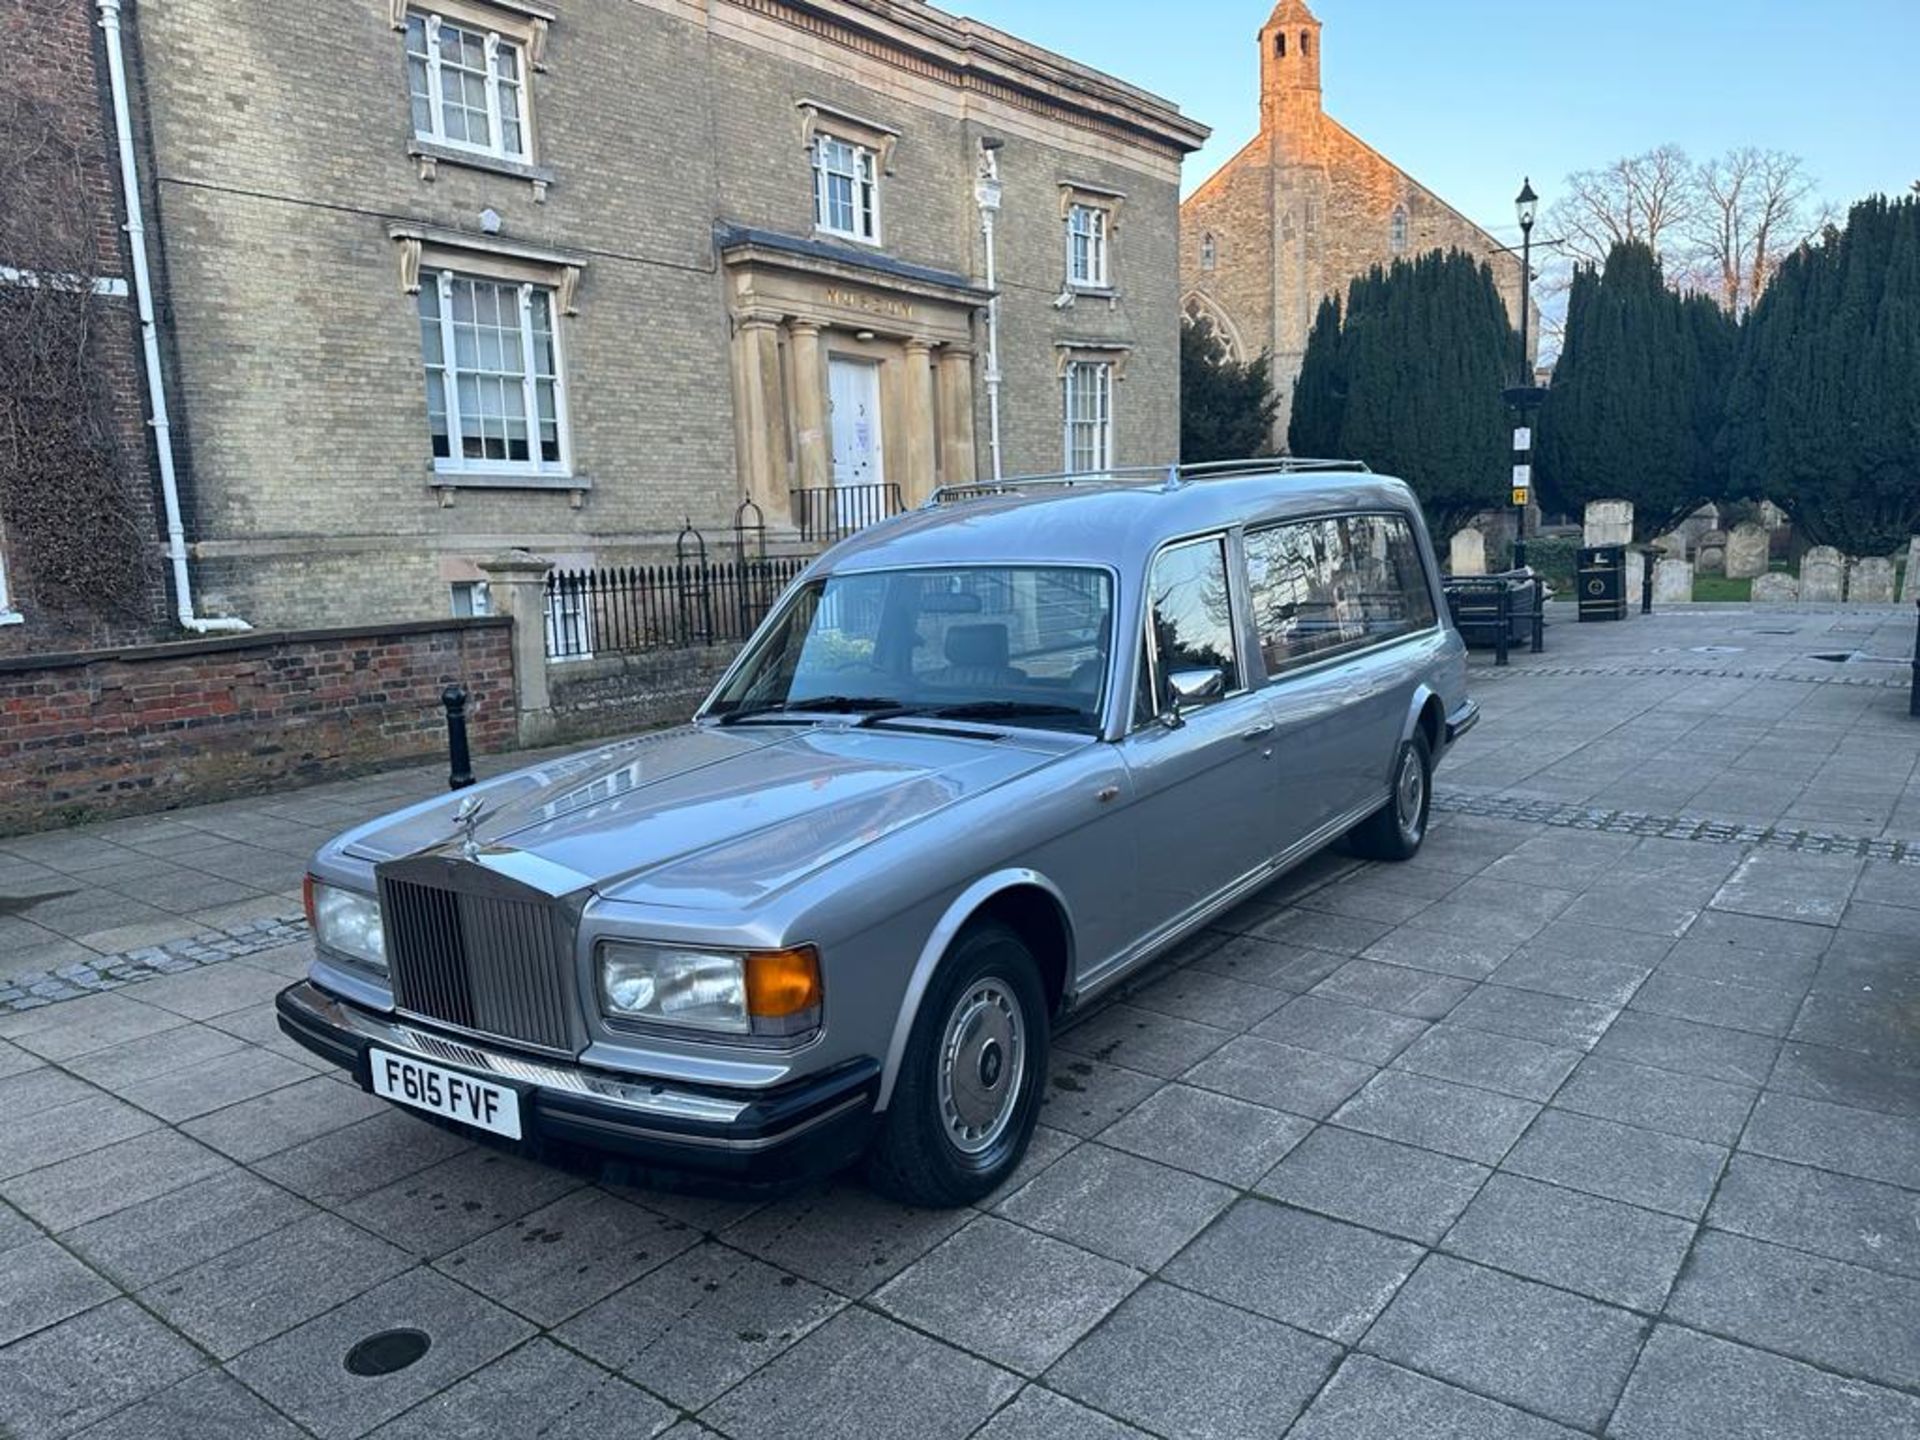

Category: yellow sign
[1512, 487, 1531, 506]
[824, 286, 914, 320]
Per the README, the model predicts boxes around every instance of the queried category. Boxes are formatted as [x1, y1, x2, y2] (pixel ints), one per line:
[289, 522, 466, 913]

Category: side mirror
[1162, 667, 1225, 727]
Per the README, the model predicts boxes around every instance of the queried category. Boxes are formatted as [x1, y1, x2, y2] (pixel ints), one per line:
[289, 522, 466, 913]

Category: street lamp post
[1511, 178, 1539, 570]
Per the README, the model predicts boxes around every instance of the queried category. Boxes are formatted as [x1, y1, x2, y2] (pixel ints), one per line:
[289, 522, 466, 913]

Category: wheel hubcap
[938, 980, 1026, 1156]
[1396, 749, 1425, 836]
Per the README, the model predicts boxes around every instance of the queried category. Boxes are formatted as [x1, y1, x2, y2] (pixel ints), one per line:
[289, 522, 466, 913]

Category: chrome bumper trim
[284, 982, 750, 1125]
[1445, 699, 1480, 743]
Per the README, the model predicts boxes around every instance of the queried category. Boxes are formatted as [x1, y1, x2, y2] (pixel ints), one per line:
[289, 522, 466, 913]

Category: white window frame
[0, 541, 17, 624]
[406, 9, 532, 163]
[1067, 204, 1110, 290]
[812, 133, 880, 244]
[420, 268, 572, 478]
[450, 579, 493, 616]
[1063, 360, 1114, 473]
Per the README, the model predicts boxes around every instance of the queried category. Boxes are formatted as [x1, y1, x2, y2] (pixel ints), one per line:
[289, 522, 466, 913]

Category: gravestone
[1800, 546, 1844, 603]
[1848, 556, 1896, 604]
[1657, 531, 1690, 558]
[1695, 531, 1729, 575]
[1626, 549, 1646, 607]
[1680, 503, 1721, 549]
[1584, 500, 1634, 547]
[1903, 537, 1920, 603]
[1725, 522, 1771, 580]
[1750, 572, 1799, 602]
[1449, 528, 1487, 577]
[1653, 558, 1694, 603]
[1758, 500, 1788, 531]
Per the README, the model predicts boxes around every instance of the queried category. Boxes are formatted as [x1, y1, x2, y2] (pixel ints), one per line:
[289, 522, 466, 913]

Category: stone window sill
[430, 470, 588, 491]
[408, 140, 555, 200]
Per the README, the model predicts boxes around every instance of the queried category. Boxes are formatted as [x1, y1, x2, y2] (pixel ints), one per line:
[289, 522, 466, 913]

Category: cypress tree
[1285, 250, 1515, 535]
[1536, 241, 1734, 535]
[1179, 314, 1280, 462]
[1724, 195, 1919, 553]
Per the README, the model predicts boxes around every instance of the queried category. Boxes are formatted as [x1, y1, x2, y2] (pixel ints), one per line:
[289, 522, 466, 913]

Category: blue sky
[955, 0, 1917, 245]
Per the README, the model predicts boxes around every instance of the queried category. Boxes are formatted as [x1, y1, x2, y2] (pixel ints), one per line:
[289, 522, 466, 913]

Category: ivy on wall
[0, 81, 160, 629]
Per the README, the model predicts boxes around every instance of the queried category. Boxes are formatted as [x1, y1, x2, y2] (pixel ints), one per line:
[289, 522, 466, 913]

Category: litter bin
[1577, 545, 1627, 622]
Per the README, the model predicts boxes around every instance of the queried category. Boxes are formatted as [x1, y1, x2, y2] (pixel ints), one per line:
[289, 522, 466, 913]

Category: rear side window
[1139, 536, 1242, 721]
[1245, 512, 1435, 676]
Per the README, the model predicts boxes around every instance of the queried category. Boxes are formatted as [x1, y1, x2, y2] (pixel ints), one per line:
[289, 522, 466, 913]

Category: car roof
[817, 467, 1424, 575]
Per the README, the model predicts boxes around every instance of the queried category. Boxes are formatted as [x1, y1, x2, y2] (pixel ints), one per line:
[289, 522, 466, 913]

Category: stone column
[477, 549, 555, 744]
[936, 345, 978, 487]
[902, 338, 936, 506]
[788, 321, 831, 496]
[731, 316, 786, 519]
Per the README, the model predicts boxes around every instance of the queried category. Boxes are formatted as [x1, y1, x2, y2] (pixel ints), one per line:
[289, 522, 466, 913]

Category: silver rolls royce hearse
[279, 461, 1477, 1205]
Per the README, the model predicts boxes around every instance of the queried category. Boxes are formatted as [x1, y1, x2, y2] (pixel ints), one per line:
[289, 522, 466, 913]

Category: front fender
[875, 868, 1073, 1111]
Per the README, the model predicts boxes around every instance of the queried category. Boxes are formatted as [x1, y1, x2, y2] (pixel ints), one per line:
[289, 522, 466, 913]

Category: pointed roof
[1268, 0, 1320, 22]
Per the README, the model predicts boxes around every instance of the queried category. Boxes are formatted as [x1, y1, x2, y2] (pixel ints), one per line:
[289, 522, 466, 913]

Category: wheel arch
[1401, 683, 1445, 759]
[875, 870, 1074, 1112]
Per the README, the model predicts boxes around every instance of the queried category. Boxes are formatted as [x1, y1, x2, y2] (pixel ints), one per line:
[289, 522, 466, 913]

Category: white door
[828, 357, 883, 529]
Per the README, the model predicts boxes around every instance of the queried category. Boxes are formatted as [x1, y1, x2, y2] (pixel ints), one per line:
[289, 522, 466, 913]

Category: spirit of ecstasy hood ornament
[452, 793, 489, 860]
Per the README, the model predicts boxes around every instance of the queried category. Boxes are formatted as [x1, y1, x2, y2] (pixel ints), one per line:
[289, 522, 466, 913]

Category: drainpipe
[974, 139, 1005, 482]
[96, 0, 249, 634]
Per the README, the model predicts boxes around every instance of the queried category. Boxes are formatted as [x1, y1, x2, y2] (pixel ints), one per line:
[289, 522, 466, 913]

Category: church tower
[1259, 0, 1323, 144]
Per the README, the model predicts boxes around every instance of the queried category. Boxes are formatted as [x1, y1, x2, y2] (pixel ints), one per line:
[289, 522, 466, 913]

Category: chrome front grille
[379, 869, 576, 1055]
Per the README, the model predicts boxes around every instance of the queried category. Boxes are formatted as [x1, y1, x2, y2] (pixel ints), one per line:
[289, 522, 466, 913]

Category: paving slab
[700, 1307, 1020, 1440]
[1308, 959, 1474, 1020]
[1442, 984, 1619, 1051]
[364, 1337, 675, 1440]
[1441, 1172, 1695, 1312]
[1707, 1152, 1920, 1279]
[971, 1387, 1155, 1440]
[1608, 1323, 1920, 1440]
[556, 1240, 842, 1410]
[1161, 1197, 1423, 1342]
[1182, 1034, 1378, 1118]
[1503, 1108, 1727, 1220]
[1251, 994, 1431, 1065]
[0, 1237, 118, 1347]
[1291, 1354, 1587, 1440]
[1590, 1010, 1780, 1088]
[1768, 1040, 1920, 1118]
[1256, 1124, 1490, 1245]
[1190, 934, 1347, 991]
[0, 1298, 206, 1440]
[1741, 1091, 1920, 1190]
[62, 1167, 314, 1290]
[1039, 1055, 1160, 1138]
[1096, 1082, 1313, 1185]
[1359, 927, 1513, 981]
[1360, 1253, 1648, 1431]
[1667, 1228, 1920, 1390]
[1122, 966, 1289, 1031]
[70, 1368, 312, 1440]
[722, 1178, 969, 1297]
[1046, 1281, 1339, 1440]
[339, 1147, 581, 1259]
[227, 1267, 534, 1440]
[995, 1142, 1233, 1270]
[1389, 1024, 1581, 1102]
[1329, 1069, 1539, 1166]
[873, 1215, 1141, 1375]
[1054, 1002, 1231, 1078]
[1552, 1054, 1757, 1145]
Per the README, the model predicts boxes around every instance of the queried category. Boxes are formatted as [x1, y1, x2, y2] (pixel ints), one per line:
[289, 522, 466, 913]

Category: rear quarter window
[1244, 512, 1435, 676]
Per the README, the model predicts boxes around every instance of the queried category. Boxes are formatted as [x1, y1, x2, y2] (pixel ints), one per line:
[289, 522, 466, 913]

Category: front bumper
[275, 981, 879, 1182]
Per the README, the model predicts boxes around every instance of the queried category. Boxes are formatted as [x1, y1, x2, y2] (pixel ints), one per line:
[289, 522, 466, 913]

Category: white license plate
[369, 1049, 522, 1140]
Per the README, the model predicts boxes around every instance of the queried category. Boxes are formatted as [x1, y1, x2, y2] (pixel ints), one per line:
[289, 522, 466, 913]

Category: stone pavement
[0, 602, 1917, 1439]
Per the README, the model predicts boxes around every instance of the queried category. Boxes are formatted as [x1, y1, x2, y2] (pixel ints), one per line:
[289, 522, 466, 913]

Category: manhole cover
[344, 1329, 431, 1377]
[1809, 652, 1856, 663]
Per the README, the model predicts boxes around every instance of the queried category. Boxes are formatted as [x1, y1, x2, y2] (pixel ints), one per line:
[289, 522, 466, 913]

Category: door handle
[1240, 722, 1277, 741]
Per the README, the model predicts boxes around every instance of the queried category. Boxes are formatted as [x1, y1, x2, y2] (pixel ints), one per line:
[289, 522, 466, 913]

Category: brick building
[123, 0, 1206, 630]
[0, 0, 173, 654]
[1180, 0, 1521, 443]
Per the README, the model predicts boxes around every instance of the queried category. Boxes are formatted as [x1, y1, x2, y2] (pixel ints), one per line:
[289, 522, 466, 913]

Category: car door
[1115, 534, 1279, 935]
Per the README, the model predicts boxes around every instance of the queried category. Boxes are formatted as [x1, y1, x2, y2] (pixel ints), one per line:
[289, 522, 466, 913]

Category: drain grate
[344, 1329, 431, 1377]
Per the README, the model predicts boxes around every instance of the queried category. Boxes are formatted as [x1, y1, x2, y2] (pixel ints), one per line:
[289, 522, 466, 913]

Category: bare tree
[1547, 144, 1700, 269]
[1689, 148, 1826, 314]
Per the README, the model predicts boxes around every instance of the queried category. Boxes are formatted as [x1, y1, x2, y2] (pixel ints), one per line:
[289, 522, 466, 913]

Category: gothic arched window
[1390, 205, 1409, 254]
[1300, 32, 1311, 57]
[1201, 233, 1217, 270]
[1274, 33, 1286, 56]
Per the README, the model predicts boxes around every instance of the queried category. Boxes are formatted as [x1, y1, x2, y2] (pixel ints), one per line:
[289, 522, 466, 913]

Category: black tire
[864, 921, 1048, 1208]
[1347, 730, 1432, 862]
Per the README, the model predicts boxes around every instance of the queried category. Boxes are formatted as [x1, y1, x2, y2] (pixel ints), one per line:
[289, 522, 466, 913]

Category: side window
[1246, 513, 1435, 677]
[1143, 537, 1241, 716]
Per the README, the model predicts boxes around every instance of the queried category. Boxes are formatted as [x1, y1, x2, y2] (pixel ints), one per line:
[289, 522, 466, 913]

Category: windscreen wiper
[859, 700, 1090, 728]
[716, 696, 906, 726]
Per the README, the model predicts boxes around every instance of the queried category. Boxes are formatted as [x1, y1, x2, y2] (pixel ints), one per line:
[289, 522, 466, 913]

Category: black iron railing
[543, 557, 807, 661]
[791, 483, 903, 544]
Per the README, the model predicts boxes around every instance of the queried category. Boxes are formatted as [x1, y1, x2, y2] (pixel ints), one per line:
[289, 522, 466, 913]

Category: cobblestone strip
[1435, 789, 1917, 864]
[0, 914, 308, 1014]
[1467, 661, 1907, 689]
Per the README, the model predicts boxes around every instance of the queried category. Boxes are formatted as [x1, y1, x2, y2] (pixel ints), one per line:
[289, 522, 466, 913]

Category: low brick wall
[543, 643, 738, 744]
[0, 619, 514, 833]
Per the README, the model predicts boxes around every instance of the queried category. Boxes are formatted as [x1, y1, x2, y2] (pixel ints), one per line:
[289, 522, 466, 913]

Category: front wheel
[1347, 730, 1432, 862]
[865, 922, 1048, 1207]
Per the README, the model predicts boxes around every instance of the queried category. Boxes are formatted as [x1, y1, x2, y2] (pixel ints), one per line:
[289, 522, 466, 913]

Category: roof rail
[922, 456, 1370, 508]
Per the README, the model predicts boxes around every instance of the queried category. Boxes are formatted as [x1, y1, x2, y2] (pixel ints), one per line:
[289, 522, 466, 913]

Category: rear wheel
[865, 922, 1047, 1207]
[1348, 730, 1432, 862]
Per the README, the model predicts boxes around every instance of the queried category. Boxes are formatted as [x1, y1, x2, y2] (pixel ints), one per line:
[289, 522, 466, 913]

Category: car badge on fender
[452, 794, 489, 860]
